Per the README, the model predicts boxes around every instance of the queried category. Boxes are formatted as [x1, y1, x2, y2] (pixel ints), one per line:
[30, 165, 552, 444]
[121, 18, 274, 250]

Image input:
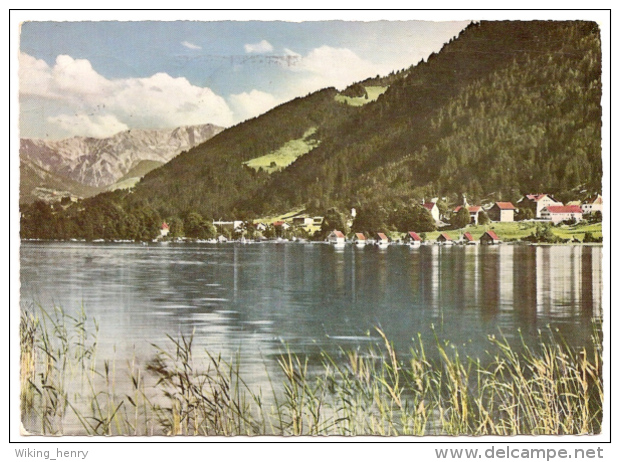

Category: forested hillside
[21, 20, 602, 239]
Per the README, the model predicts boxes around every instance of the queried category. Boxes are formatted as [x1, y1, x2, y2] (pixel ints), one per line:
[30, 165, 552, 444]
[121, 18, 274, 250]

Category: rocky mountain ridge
[20, 124, 224, 195]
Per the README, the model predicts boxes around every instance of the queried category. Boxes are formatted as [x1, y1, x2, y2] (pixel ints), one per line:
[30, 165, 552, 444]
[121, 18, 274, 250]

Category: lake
[20, 241, 603, 434]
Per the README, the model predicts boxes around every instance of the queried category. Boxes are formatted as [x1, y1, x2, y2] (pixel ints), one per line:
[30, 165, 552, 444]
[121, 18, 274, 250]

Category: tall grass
[20, 306, 603, 436]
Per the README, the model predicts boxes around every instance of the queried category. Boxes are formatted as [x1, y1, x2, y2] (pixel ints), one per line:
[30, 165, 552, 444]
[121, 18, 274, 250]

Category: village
[157, 193, 604, 246]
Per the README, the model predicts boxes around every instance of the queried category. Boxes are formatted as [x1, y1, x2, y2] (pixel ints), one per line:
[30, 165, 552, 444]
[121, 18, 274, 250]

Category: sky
[19, 20, 470, 139]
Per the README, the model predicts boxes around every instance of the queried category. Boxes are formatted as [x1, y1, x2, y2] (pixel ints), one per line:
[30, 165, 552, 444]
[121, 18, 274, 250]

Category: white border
[7, 6, 614, 461]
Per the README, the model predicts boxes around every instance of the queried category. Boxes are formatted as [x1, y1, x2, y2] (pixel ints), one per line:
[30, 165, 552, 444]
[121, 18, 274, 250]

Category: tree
[168, 217, 184, 238]
[352, 206, 389, 235]
[453, 207, 471, 229]
[478, 210, 490, 225]
[320, 207, 348, 238]
[515, 208, 534, 221]
[436, 198, 449, 220]
[184, 212, 215, 239]
[414, 206, 437, 232]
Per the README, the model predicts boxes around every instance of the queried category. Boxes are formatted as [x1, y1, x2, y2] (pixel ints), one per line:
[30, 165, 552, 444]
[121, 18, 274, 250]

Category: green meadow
[335, 85, 389, 106]
[243, 128, 320, 174]
[415, 221, 602, 243]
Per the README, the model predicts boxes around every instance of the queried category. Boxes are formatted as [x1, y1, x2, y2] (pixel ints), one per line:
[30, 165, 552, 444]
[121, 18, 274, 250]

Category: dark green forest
[21, 21, 602, 240]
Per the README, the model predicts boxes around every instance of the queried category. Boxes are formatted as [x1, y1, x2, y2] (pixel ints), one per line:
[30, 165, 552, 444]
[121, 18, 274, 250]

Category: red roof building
[421, 201, 440, 222]
[480, 230, 500, 244]
[462, 232, 475, 242]
[353, 233, 367, 244]
[328, 230, 346, 245]
[541, 205, 583, 224]
[407, 231, 422, 241]
[376, 233, 389, 243]
[437, 232, 452, 242]
[582, 194, 603, 214]
[518, 194, 563, 218]
[160, 221, 170, 237]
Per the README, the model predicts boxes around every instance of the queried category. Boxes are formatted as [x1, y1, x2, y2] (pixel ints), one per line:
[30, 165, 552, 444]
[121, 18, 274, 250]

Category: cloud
[283, 46, 379, 94]
[47, 114, 129, 139]
[182, 41, 202, 50]
[19, 52, 234, 138]
[228, 90, 281, 122]
[244, 40, 274, 54]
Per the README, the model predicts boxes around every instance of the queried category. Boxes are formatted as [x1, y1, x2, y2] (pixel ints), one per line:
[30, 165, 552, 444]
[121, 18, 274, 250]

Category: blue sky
[19, 20, 469, 139]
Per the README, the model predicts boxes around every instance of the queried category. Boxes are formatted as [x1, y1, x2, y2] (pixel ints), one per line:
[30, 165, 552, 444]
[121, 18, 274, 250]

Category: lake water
[20, 242, 603, 433]
[21, 241, 602, 366]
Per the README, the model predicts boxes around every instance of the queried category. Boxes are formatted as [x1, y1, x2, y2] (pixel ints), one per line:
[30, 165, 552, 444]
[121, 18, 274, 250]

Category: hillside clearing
[243, 128, 320, 173]
[335, 86, 388, 106]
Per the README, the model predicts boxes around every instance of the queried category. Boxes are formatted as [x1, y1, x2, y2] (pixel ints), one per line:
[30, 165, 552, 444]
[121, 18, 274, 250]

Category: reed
[20, 306, 603, 436]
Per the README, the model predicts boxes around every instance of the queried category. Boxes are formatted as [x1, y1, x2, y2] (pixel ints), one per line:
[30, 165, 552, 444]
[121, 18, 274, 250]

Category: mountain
[20, 124, 224, 201]
[20, 159, 103, 203]
[125, 20, 600, 220]
[21, 20, 602, 240]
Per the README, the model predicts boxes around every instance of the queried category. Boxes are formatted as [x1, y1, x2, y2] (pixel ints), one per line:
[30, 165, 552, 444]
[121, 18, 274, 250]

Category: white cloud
[19, 52, 234, 138]
[182, 41, 202, 50]
[228, 90, 281, 122]
[19, 52, 53, 98]
[244, 40, 274, 54]
[283, 46, 380, 95]
[48, 114, 129, 139]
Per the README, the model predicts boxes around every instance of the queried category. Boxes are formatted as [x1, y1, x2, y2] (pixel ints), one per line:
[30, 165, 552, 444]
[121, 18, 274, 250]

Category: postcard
[12, 10, 610, 444]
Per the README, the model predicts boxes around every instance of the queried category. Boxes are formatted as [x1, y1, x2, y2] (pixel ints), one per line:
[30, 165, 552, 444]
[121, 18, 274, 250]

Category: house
[213, 220, 245, 232]
[581, 194, 603, 214]
[480, 230, 501, 245]
[292, 217, 314, 227]
[436, 233, 453, 245]
[518, 194, 563, 218]
[376, 233, 390, 246]
[273, 221, 291, 230]
[540, 205, 583, 224]
[160, 222, 170, 238]
[461, 232, 477, 245]
[328, 230, 346, 246]
[453, 205, 482, 225]
[488, 202, 516, 222]
[353, 233, 367, 246]
[404, 231, 422, 246]
[422, 201, 440, 222]
[255, 222, 267, 231]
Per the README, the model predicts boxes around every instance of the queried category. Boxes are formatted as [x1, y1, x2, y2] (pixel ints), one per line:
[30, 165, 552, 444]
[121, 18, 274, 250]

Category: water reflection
[21, 242, 602, 377]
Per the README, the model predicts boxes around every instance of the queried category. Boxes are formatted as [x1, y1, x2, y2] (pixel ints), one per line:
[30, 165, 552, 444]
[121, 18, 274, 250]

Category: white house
[160, 222, 170, 237]
[488, 202, 516, 222]
[328, 230, 346, 246]
[541, 205, 583, 224]
[213, 220, 245, 232]
[422, 201, 440, 222]
[518, 194, 563, 218]
[376, 233, 390, 246]
[353, 233, 367, 246]
[292, 217, 314, 227]
[404, 231, 422, 246]
[581, 194, 603, 214]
